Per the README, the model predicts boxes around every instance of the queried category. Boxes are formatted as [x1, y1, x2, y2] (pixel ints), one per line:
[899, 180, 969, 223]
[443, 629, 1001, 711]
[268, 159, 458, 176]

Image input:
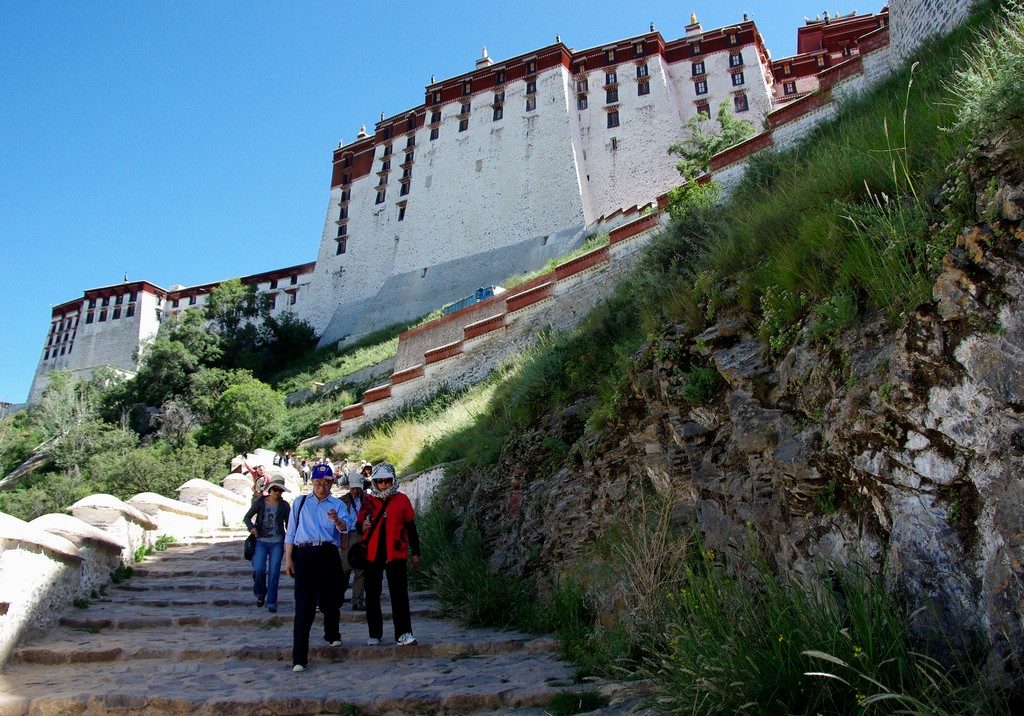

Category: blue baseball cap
[311, 464, 334, 481]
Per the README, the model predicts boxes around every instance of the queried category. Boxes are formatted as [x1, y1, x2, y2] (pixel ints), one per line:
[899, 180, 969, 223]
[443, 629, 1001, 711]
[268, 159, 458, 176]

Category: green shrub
[202, 378, 284, 453]
[546, 691, 609, 716]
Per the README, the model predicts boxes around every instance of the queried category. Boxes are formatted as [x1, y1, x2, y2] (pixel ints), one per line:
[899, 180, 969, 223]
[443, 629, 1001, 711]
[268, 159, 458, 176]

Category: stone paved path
[0, 532, 620, 714]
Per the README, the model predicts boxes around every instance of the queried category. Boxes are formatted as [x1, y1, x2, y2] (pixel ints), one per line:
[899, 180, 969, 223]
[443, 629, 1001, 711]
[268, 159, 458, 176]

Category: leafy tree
[202, 378, 285, 454]
[206, 279, 263, 350]
[0, 412, 42, 477]
[260, 312, 318, 370]
[668, 104, 756, 181]
[34, 370, 99, 442]
[183, 367, 254, 422]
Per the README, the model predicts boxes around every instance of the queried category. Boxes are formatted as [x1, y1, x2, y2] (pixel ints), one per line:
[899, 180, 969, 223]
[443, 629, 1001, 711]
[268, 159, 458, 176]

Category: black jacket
[243, 497, 290, 538]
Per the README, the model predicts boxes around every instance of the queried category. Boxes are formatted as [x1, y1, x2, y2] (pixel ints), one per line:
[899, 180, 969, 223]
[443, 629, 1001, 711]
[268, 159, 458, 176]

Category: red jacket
[357, 492, 416, 562]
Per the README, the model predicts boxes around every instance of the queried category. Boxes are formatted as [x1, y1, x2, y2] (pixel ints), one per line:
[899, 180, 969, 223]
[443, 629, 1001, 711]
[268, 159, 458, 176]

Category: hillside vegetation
[343, 3, 1024, 711]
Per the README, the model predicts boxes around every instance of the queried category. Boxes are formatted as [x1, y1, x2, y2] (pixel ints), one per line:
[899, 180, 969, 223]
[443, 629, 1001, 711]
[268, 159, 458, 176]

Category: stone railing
[308, 207, 669, 442]
[0, 468, 264, 664]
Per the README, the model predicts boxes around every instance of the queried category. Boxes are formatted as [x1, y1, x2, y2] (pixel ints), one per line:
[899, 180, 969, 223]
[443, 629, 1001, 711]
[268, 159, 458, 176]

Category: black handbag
[347, 497, 391, 570]
[243, 534, 256, 560]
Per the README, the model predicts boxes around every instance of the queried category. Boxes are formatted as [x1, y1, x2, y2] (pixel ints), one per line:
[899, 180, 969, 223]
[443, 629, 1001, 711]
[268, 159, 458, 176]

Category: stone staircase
[0, 532, 614, 714]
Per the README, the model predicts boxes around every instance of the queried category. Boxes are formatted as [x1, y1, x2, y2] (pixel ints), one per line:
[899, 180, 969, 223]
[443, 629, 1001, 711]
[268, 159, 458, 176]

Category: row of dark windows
[85, 291, 138, 311]
[688, 32, 742, 58]
[84, 303, 137, 324]
[692, 51, 744, 77]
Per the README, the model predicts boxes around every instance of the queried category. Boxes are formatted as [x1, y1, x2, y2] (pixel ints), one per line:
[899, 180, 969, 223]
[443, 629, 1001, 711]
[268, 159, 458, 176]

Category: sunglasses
[372, 477, 394, 483]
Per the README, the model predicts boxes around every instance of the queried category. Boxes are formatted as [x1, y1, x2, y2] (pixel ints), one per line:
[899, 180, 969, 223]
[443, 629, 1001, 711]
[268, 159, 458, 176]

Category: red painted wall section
[319, 420, 341, 437]
[555, 246, 610, 281]
[424, 341, 464, 365]
[464, 313, 506, 340]
[341, 404, 365, 420]
[362, 384, 392, 404]
[610, 214, 660, 244]
[767, 89, 833, 129]
[709, 131, 775, 171]
[391, 365, 425, 385]
[506, 281, 554, 313]
[817, 55, 864, 91]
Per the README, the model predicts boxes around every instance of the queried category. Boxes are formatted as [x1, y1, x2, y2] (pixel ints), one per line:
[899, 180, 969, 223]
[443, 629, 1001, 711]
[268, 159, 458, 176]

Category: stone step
[59, 604, 440, 630]
[0, 651, 579, 715]
[12, 618, 555, 665]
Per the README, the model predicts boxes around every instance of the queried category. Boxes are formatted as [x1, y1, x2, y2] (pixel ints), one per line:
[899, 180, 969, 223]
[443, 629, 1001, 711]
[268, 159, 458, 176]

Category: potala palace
[27, 1, 970, 404]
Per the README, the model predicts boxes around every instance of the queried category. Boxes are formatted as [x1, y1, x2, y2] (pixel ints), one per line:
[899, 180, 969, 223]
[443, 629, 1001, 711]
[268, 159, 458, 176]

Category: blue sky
[0, 0, 851, 403]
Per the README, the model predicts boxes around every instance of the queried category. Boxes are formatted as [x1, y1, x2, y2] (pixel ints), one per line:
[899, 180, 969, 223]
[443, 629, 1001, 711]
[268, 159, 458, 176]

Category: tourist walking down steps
[284, 463, 355, 671]
[357, 462, 420, 647]
[242, 475, 290, 613]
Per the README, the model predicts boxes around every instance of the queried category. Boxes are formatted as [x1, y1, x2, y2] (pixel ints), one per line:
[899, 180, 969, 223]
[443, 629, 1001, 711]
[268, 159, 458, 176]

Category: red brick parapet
[424, 340, 464, 365]
[362, 384, 392, 404]
[341, 403, 365, 420]
[391, 364, 425, 385]
[555, 245, 610, 280]
[319, 420, 341, 437]
[464, 313, 506, 340]
[610, 214, 660, 244]
[767, 89, 833, 130]
[505, 281, 554, 313]
[709, 131, 776, 172]
[817, 56, 864, 91]
[858, 25, 890, 55]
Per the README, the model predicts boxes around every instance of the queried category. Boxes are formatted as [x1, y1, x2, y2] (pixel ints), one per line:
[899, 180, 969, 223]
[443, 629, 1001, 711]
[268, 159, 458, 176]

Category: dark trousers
[292, 544, 342, 666]
[365, 559, 412, 641]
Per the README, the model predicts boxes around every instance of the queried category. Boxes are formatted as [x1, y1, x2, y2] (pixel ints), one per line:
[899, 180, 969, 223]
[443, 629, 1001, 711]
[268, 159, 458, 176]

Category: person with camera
[283, 463, 354, 671]
[355, 462, 420, 647]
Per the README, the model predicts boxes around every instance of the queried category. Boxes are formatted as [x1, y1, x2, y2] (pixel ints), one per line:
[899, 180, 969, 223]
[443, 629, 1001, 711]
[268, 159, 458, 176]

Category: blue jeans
[252, 540, 284, 608]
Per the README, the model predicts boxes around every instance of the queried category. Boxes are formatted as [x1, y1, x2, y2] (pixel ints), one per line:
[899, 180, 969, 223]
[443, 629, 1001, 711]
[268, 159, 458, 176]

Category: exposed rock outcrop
[444, 137, 1024, 664]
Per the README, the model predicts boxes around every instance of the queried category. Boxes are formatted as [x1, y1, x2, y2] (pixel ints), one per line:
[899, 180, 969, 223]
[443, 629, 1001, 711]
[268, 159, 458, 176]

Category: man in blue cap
[283, 463, 354, 671]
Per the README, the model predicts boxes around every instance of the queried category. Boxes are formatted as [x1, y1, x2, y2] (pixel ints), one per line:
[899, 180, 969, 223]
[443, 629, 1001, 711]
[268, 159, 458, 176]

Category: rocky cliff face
[443, 133, 1024, 662]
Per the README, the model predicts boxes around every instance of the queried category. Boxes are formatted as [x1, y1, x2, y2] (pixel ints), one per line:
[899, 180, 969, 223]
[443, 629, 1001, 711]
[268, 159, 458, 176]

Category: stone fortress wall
[25, 0, 974, 405]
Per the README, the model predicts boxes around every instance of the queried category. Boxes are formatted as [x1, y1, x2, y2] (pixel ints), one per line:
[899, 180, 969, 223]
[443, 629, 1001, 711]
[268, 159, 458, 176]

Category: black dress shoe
[257, 596, 265, 607]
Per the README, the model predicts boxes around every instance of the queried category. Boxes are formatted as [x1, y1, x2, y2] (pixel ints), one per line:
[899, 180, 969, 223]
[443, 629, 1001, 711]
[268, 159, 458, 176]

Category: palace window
[406, 115, 415, 131]
[430, 127, 439, 140]
[495, 69, 505, 84]
[695, 80, 708, 95]
[734, 93, 749, 112]
[783, 63, 792, 75]
[432, 90, 441, 104]
[526, 79, 536, 94]
[526, 97, 536, 111]
[126, 304, 135, 318]
[728, 33, 738, 46]
[841, 44, 852, 57]
[383, 144, 392, 156]
[461, 101, 471, 114]
[463, 80, 472, 95]
[376, 188, 386, 204]
[604, 49, 615, 63]
[730, 51, 743, 67]
[638, 80, 650, 96]
[611, 137, 618, 151]
[339, 206, 348, 220]
[268, 294, 276, 310]
[129, 291, 137, 302]
[493, 105, 503, 121]
[112, 307, 121, 320]
[576, 78, 588, 92]
[606, 87, 618, 103]
[115, 294, 123, 304]
[99, 309, 107, 322]
[172, 299, 179, 308]
[405, 150, 414, 163]
[633, 42, 644, 57]
[189, 296, 197, 305]
[380, 160, 390, 172]
[494, 91, 505, 104]
[270, 279, 278, 289]
[689, 42, 702, 56]
[406, 135, 415, 148]
[692, 61, 705, 76]
[577, 95, 588, 110]
[605, 71, 617, 85]
[816, 55, 826, 68]
[636, 64, 648, 78]
[431, 110, 441, 124]
[88, 298, 96, 309]
[290, 274, 298, 285]
[342, 172, 350, 184]
[86, 313, 94, 324]
[102, 296, 110, 307]
[398, 203, 407, 221]
[459, 118, 469, 132]
[696, 102, 710, 119]
[732, 71, 745, 86]
[336, 237, 347, 254]
[783, 81, 796, 95]
[607, 110, 620, 128]
[526, 60, 536, 74]
[337, 224, 347, 237]
[402, 166, 412, 178]
[289, 293, 297, 306]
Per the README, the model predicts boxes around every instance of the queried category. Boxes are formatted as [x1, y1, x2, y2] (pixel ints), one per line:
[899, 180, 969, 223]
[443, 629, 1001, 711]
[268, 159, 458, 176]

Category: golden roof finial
[690, 11, 698, 24]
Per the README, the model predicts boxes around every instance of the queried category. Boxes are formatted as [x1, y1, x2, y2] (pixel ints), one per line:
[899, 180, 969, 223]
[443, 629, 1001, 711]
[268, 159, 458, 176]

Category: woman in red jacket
[357, 462, 420, 646]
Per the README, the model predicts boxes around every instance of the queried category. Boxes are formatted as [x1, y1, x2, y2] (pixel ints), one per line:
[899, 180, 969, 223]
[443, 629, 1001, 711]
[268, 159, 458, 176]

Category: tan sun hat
[266, 476, 287, 492]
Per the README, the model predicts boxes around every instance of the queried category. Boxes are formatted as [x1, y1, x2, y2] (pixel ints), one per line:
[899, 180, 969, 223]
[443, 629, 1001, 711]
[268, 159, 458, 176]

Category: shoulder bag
[347, 497, 391, 571]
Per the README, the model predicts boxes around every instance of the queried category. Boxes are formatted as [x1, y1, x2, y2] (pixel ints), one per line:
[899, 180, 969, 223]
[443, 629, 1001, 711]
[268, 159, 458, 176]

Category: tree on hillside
[206, 279, 263, 349]
[202, 378, 285, 454]
[668, 104, 756, 182]
[260, 312, 318, 367]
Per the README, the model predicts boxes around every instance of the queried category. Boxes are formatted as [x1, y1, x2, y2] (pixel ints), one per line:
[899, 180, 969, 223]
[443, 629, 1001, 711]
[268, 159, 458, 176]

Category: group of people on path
[242, 459, 420, 671]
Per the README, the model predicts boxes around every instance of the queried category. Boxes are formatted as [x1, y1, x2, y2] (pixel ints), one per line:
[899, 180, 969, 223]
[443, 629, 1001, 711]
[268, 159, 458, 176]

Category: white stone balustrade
[69, 493, 158, 565]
